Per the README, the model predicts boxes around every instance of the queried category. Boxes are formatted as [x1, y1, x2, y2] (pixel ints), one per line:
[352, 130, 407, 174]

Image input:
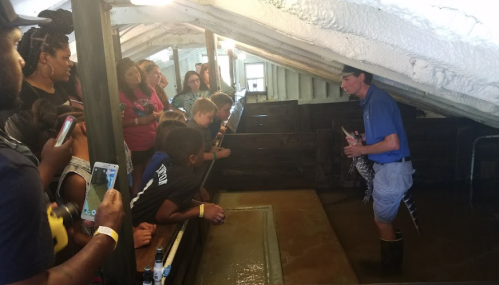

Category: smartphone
[120, 103, 127, 112]
[81, 162, 119, 221]
[54, 115, 76, 147]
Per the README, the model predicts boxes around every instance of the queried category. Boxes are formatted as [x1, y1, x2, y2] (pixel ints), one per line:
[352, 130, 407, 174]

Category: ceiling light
[220, 39, 235, 50]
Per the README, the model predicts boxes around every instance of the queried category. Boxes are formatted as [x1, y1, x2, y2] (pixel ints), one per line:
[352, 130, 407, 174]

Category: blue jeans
[372, 161, 414, 223]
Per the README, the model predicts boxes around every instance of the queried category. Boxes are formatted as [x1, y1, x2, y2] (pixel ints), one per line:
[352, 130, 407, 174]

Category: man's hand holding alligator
[344, 144, 364, 158]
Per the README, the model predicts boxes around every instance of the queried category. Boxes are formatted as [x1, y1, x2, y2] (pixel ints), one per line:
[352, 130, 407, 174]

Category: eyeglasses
[188, 79, 200, 84]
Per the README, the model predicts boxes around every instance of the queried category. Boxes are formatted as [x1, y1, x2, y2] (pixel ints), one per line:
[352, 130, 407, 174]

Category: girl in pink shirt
[117, 58, 164, 196]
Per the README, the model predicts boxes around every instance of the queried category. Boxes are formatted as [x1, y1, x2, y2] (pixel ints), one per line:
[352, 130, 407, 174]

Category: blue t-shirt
[0, 147, 54, 284]
[360, 84, 410, 163]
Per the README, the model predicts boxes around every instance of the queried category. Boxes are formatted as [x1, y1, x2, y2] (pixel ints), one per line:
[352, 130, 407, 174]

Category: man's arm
[344, 133, 400, 158]
[155, 199, 224, 225]
[197, 186, 210, 202]
[155, 199, 200, 224]
[9, 189, 124, 285]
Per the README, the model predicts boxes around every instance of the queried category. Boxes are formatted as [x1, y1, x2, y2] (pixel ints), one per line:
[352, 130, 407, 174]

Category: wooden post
[228, 48, 235, 88]
[71, 1, 136, 284]
[205, 30, 219, 94]
[173, 47, 182, 94]
[112, 28, 122, 62]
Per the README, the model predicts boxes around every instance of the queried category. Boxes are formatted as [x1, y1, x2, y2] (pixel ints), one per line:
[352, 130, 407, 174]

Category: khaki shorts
[372, 161, 414, 223]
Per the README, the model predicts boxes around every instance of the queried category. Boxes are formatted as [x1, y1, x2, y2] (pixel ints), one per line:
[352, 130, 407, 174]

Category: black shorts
[131, 147, 154, 165]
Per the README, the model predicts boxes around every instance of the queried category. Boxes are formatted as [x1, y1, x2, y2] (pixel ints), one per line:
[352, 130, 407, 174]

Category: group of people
[116, 58, 234, 195]
[0, 1, 415, 284]
[0, 3, 236, 284]
[0, 2, 122, 284]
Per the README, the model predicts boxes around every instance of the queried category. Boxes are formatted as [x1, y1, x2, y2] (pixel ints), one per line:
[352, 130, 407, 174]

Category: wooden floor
[196, 189, 358, 285]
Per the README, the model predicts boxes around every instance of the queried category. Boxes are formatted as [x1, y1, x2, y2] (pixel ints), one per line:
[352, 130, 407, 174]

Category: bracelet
[199, 204, 204, 218]
[213, 152, 217, 160]
[134, 118, 138, 125]
[94, 226, 119, 249]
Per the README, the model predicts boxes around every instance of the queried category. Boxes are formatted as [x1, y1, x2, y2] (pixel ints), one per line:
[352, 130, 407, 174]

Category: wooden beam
[173, 47, 182, 94]
[125, 46, 166, 62]
[228, 48, 235, 89]
[150, 34, 205, 47]
[110, 5, 197, 25]
[156, 48, 205, 70]
[234, 42, 341, 84]
[112, 28, 122, 62]
[71, 1, 136, 284]
[205, 30, 219, 93]
[120, 28, 168, 52]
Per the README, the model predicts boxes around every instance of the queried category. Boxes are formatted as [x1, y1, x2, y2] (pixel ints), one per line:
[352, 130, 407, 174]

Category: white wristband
[94, 226, 119, 249]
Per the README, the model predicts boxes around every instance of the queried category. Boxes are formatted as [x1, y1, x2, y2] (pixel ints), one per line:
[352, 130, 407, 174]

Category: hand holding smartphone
[81, 162, 119, 221]
[55, 115, 77, 147]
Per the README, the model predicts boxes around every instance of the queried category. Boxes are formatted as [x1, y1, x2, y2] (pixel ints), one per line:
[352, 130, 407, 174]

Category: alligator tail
[402, 190, 421, 234]
[362, 178, 373, 203]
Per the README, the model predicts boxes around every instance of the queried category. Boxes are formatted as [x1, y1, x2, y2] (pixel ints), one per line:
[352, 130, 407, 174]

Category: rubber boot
[395, 229, 403, 240]
[380, 233, 403, 272]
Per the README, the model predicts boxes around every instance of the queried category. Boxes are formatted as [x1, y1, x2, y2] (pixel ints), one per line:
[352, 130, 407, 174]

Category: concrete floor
[317, 182, 499, 284]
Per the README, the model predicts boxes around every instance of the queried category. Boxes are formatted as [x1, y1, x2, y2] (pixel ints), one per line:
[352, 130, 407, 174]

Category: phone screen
[55, 116, 75, 147]
[82, 164, 118, 221]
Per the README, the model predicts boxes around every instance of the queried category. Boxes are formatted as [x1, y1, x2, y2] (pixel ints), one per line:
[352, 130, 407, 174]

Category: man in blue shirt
[342, 65, 414, 270]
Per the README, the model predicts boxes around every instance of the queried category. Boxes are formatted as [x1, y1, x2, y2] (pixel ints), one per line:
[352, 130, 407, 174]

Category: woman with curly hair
[117, 58, 164, 196]
[3, 9, 74, 156]
[17, 9, 73, 108]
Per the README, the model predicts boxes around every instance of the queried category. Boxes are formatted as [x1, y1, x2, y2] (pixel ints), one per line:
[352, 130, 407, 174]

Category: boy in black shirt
[131, 127, 225, 226]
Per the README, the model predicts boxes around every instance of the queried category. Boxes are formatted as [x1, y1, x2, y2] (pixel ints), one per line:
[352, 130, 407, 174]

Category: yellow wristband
[199, 204, 204, 218]
[94, 226, 119, 249]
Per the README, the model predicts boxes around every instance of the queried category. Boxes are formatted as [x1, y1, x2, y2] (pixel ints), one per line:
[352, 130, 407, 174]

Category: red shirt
[119, 87, 164, 151]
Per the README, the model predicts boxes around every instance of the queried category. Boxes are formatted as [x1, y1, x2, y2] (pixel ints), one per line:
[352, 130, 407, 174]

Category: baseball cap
[0, 0, 51, 28]
[340, 65, 364, 77]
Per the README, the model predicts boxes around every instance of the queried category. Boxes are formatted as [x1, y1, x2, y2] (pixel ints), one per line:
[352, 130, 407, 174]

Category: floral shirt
[119, 88, 164, 151]
[172, 90, 210, 117]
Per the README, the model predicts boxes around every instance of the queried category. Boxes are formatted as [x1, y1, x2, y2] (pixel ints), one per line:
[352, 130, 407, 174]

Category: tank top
[56, 156, 93, 236]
